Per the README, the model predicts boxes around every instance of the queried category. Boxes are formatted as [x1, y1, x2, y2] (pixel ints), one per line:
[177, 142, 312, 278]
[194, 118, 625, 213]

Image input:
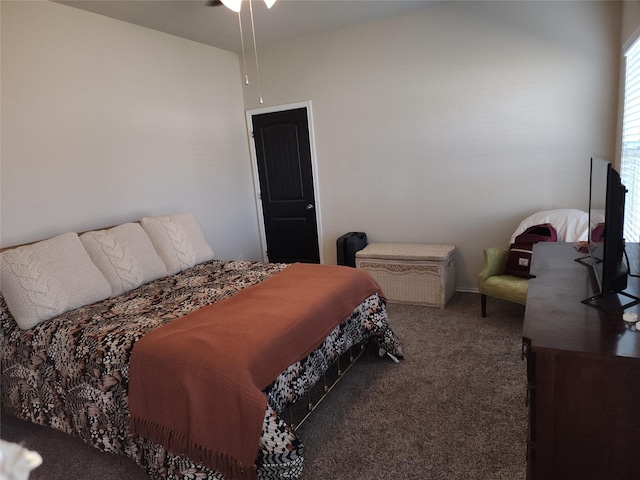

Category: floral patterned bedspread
[1, 260, 403, 479]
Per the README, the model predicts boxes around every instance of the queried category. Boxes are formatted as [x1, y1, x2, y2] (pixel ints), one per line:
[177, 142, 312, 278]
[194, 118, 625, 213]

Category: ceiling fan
[206, 0, 279, 104]
[206, 0, 277, 11]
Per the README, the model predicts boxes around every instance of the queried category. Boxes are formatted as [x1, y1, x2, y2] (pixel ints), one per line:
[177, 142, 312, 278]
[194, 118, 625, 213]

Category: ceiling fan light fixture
[220, 0, 275, 104]
[221, 0, 275, 12]
[221, 0, 242, 13]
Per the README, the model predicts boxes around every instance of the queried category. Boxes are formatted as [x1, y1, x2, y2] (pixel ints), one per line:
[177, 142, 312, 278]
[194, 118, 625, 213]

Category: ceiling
[56, 0, 438, 53]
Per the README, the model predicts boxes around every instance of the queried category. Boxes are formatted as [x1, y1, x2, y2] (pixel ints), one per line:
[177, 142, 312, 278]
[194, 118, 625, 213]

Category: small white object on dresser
[355, 243, 456, 308]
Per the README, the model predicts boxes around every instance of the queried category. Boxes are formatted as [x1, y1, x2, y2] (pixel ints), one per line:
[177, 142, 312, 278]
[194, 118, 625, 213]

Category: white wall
[242, 1, 622, 290]
[1, 1, 263, 261]
[622, 1, 640, 49]
[1, 1, 624, 291]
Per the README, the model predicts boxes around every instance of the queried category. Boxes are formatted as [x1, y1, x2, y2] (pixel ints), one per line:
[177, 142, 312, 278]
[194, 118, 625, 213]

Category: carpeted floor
[1, 292, 527, 480]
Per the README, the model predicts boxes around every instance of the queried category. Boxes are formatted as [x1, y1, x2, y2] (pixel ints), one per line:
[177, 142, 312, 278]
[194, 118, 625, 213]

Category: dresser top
[524, 242, 640, 359]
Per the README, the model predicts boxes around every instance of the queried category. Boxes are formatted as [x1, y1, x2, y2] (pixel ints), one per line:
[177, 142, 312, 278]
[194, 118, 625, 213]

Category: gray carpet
[1, 292, 527, 480]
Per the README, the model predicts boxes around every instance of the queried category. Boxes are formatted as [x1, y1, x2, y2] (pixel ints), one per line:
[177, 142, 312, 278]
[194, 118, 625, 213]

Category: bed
[0, 214, 403, 479]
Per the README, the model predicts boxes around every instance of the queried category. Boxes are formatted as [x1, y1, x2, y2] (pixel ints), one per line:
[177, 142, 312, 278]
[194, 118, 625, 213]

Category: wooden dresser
[522, 242, 640, 480]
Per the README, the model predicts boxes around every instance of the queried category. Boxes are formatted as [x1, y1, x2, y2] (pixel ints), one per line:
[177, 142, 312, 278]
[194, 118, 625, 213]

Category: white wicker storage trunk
[355, 243, 456, 308]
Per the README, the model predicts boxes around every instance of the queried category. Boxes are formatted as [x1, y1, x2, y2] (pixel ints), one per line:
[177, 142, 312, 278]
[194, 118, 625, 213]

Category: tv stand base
[581, 290, 640, 311]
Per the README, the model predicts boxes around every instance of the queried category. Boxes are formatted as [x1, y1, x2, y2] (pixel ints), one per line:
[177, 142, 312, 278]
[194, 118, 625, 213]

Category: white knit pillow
[141, 213, 214, 275]
[80, 223, 168, 297]
[0, 232, 112, 330]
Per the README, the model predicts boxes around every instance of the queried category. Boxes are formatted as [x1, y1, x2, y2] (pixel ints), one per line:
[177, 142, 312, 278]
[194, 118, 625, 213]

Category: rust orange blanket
[128, 263, 384, 480]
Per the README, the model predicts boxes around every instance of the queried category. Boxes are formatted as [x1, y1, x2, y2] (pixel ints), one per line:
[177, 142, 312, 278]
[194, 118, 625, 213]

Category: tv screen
[588, 157, 607, 274]
[584, 156, 637, 310]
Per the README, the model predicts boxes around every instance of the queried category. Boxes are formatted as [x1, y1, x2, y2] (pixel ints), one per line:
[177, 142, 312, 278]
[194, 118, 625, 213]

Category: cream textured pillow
[141, 213, 214, 275]
[80, 223, 168, 297]
[0, 232, 112, 330]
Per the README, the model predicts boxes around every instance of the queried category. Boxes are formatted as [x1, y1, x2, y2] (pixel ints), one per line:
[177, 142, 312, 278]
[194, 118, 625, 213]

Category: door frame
[245, 100, 324, 264]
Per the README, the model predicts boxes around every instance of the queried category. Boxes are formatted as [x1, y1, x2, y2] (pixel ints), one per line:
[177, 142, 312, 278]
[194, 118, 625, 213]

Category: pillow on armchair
[509, 209, 588, 243]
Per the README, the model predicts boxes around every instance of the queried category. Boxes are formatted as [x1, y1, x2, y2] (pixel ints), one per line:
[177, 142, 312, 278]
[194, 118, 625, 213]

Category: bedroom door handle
[306, 204, 314, 210]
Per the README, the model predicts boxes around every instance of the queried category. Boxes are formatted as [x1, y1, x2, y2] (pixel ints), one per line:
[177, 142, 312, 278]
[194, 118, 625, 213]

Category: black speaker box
[336, 232, 367, 267]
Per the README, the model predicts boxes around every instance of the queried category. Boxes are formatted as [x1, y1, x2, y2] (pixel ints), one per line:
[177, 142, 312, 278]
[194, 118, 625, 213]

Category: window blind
[622, 38, 640, 243]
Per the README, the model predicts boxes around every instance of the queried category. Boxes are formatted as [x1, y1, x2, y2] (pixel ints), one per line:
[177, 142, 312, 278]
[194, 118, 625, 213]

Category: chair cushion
[482, 275, 529, 305]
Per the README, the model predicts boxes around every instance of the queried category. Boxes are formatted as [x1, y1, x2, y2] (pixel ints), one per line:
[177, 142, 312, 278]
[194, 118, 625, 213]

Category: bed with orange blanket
[1, 259, 403, 479]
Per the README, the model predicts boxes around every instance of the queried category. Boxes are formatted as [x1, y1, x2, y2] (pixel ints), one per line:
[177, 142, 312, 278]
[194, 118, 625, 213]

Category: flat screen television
[581, 156, 638, 310]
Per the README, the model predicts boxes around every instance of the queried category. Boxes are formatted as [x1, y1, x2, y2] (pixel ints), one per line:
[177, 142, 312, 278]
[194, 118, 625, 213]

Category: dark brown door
[252, 107, 320, 263]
